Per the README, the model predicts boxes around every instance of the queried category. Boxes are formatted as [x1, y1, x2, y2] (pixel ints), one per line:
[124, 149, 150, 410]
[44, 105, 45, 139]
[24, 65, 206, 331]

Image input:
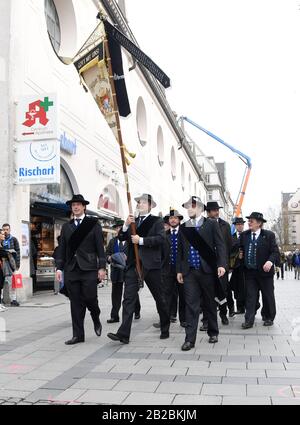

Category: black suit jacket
[106, 237, 127, 283]
[239, 229, 279, 277]
[161, 230, 177, 276]
[118, 215, 165, 270]
[217, 218, 232, 266]
[177, 217, 227, 276]
[55, 216, 106, 272]
[229, 232, 243, 269]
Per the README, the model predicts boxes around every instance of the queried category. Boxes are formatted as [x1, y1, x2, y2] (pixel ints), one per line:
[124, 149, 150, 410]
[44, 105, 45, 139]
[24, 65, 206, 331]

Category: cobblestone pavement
[0, 270, 300, 405]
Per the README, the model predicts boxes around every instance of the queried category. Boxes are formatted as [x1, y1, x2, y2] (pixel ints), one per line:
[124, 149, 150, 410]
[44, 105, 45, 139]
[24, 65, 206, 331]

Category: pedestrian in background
[292, 249, 300, 280]
[2, 223, 20, 306]
[0, 230, 8, 312]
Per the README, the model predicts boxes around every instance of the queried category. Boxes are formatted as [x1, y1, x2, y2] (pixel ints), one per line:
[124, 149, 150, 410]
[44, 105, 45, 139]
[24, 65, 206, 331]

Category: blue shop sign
[60, 132, 77, 155]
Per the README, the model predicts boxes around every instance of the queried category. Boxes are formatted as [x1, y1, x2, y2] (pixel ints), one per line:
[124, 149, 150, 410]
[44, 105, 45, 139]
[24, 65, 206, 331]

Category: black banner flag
[104, 20, 171, 89]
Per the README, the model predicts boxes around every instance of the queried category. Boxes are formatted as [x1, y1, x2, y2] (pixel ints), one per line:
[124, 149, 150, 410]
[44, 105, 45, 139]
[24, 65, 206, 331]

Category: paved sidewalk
[0, 270, 300, 405]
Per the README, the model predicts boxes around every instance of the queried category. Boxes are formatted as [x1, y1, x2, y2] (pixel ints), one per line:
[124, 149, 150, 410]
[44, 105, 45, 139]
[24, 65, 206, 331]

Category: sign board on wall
[16, 94, 58, 141]
[15, 140, 60, 185]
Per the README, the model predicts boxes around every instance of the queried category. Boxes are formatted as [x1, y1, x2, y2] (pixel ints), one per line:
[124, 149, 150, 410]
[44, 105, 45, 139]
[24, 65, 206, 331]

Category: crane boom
[179, 116, 252, 220]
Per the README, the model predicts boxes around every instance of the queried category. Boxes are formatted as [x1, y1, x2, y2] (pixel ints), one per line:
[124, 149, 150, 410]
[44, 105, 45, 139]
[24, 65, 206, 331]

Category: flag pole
[100, 18, 143, 286]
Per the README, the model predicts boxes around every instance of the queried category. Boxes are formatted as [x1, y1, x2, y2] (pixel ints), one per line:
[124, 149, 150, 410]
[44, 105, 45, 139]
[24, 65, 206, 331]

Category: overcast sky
[126, 0, 300, 217]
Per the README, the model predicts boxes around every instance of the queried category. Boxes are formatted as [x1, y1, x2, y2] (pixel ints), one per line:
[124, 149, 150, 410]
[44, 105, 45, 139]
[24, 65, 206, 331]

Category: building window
[205, 174, 210, 184]
[157, 126, 164, 166]
[208, 191, 213, 201]
[45, 0, 61, 54]
[171, 147, 176, 181]
[136, 97, 147, 146]
[181, 163, 185, 191]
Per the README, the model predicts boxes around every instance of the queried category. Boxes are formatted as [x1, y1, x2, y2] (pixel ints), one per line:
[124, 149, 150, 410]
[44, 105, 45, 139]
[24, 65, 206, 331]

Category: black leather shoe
[181, 341, 195, 351]
[107, 318, 119, 324]
[107, 332, 129, 344]
[221, 316, 229, 325]
[160, 332, 169, 339]
[153, 322, 161, 328]
[235, 309, 245, 314]
[134, 313, 141, 320]
[263, 320, 274, 326]
[180, 322, 187, 328]
[65, 337, 85, 345]
[94, 321, 102, 337]
[200, 323, 208, 331]
[209, 336, 218, 344]
[170, 316, 177, 323]
[242, 322, 253, 329]
[229, 310, 235, 317]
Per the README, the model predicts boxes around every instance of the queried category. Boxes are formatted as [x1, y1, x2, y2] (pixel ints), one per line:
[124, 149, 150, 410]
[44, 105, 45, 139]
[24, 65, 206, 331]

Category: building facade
[281, 189, 300, 251]
[0, 0, 233, 299]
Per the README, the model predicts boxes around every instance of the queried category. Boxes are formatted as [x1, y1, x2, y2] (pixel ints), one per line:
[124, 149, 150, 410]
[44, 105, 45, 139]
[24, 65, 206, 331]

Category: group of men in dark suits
[54, 193, 280, 350]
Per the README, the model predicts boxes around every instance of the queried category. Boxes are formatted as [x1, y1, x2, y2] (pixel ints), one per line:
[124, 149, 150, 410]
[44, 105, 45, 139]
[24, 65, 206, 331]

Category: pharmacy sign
[16, 94, 58, 141]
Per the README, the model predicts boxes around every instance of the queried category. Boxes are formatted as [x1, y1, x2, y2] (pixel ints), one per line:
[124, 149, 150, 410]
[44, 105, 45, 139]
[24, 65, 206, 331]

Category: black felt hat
[66, 194, 90, 206]
[205, 201, 223, 211]
[246, 212, 267, 223]
[164, 209, 184, 221]
[112, 219, 124, 228]
[232, 217, 246, 225]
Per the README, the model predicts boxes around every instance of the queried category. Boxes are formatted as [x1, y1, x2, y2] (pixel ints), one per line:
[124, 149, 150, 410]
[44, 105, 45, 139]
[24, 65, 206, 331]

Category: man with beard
[107, 194, 170, 344]
[177, 196, 226, 349]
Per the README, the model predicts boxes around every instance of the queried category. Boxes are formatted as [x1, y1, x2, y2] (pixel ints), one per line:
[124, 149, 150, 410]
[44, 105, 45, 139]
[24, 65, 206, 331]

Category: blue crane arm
[181, 116, 252, 168]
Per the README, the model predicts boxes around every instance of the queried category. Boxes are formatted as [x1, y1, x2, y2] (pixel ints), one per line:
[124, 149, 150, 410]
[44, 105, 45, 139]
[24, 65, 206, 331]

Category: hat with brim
[134, 193, 157, 208]
[66, 194, 90, 206]
[232, 217, 246, 225]
[246, 212, 267, 223]
[205, 201, 223, 211]
[164, 209, 184, 221]
[112, 219, 124, 228]
[182, 196, 204, 209]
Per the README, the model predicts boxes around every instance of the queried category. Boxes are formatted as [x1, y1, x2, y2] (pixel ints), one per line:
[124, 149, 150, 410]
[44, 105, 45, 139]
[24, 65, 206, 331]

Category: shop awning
[30, 202, 103, 219]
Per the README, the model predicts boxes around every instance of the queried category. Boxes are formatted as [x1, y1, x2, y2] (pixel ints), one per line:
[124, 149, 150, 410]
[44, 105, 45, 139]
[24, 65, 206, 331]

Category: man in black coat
[55, 194, 106, 345]
[239, 212, 280, 328]
[107, 194, 170, 344]
[161, 209, 186, 327]
[229, 217, 246, 314]
[177, 196, 227, 350]
[205, 201, 233, 325]
[106, 219, 141, 323]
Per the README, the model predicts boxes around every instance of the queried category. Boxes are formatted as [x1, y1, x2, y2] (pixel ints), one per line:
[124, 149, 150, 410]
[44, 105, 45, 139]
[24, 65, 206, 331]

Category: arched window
[171, 147, 176, 181]
[157, 126, 164, 166]
[98, 185, 123, 217]
[181, 163, 185, 191]
[136, 97, 147, 146]
[45, 0, 61, 54]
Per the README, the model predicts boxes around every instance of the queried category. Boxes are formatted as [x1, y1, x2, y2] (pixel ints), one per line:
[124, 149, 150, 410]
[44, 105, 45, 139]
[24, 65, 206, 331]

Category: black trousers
[218, 273, 234, 317]
[117, 267, 170, 340]
[162, 270, 185, 323]
[170, 285, 178, 318]
[244, 269, 276, 324]
[184, 269, 218, 342]
[65, 267, 100, 339]
[110, 280, 140, 320]
[230, 267, 246, 311]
